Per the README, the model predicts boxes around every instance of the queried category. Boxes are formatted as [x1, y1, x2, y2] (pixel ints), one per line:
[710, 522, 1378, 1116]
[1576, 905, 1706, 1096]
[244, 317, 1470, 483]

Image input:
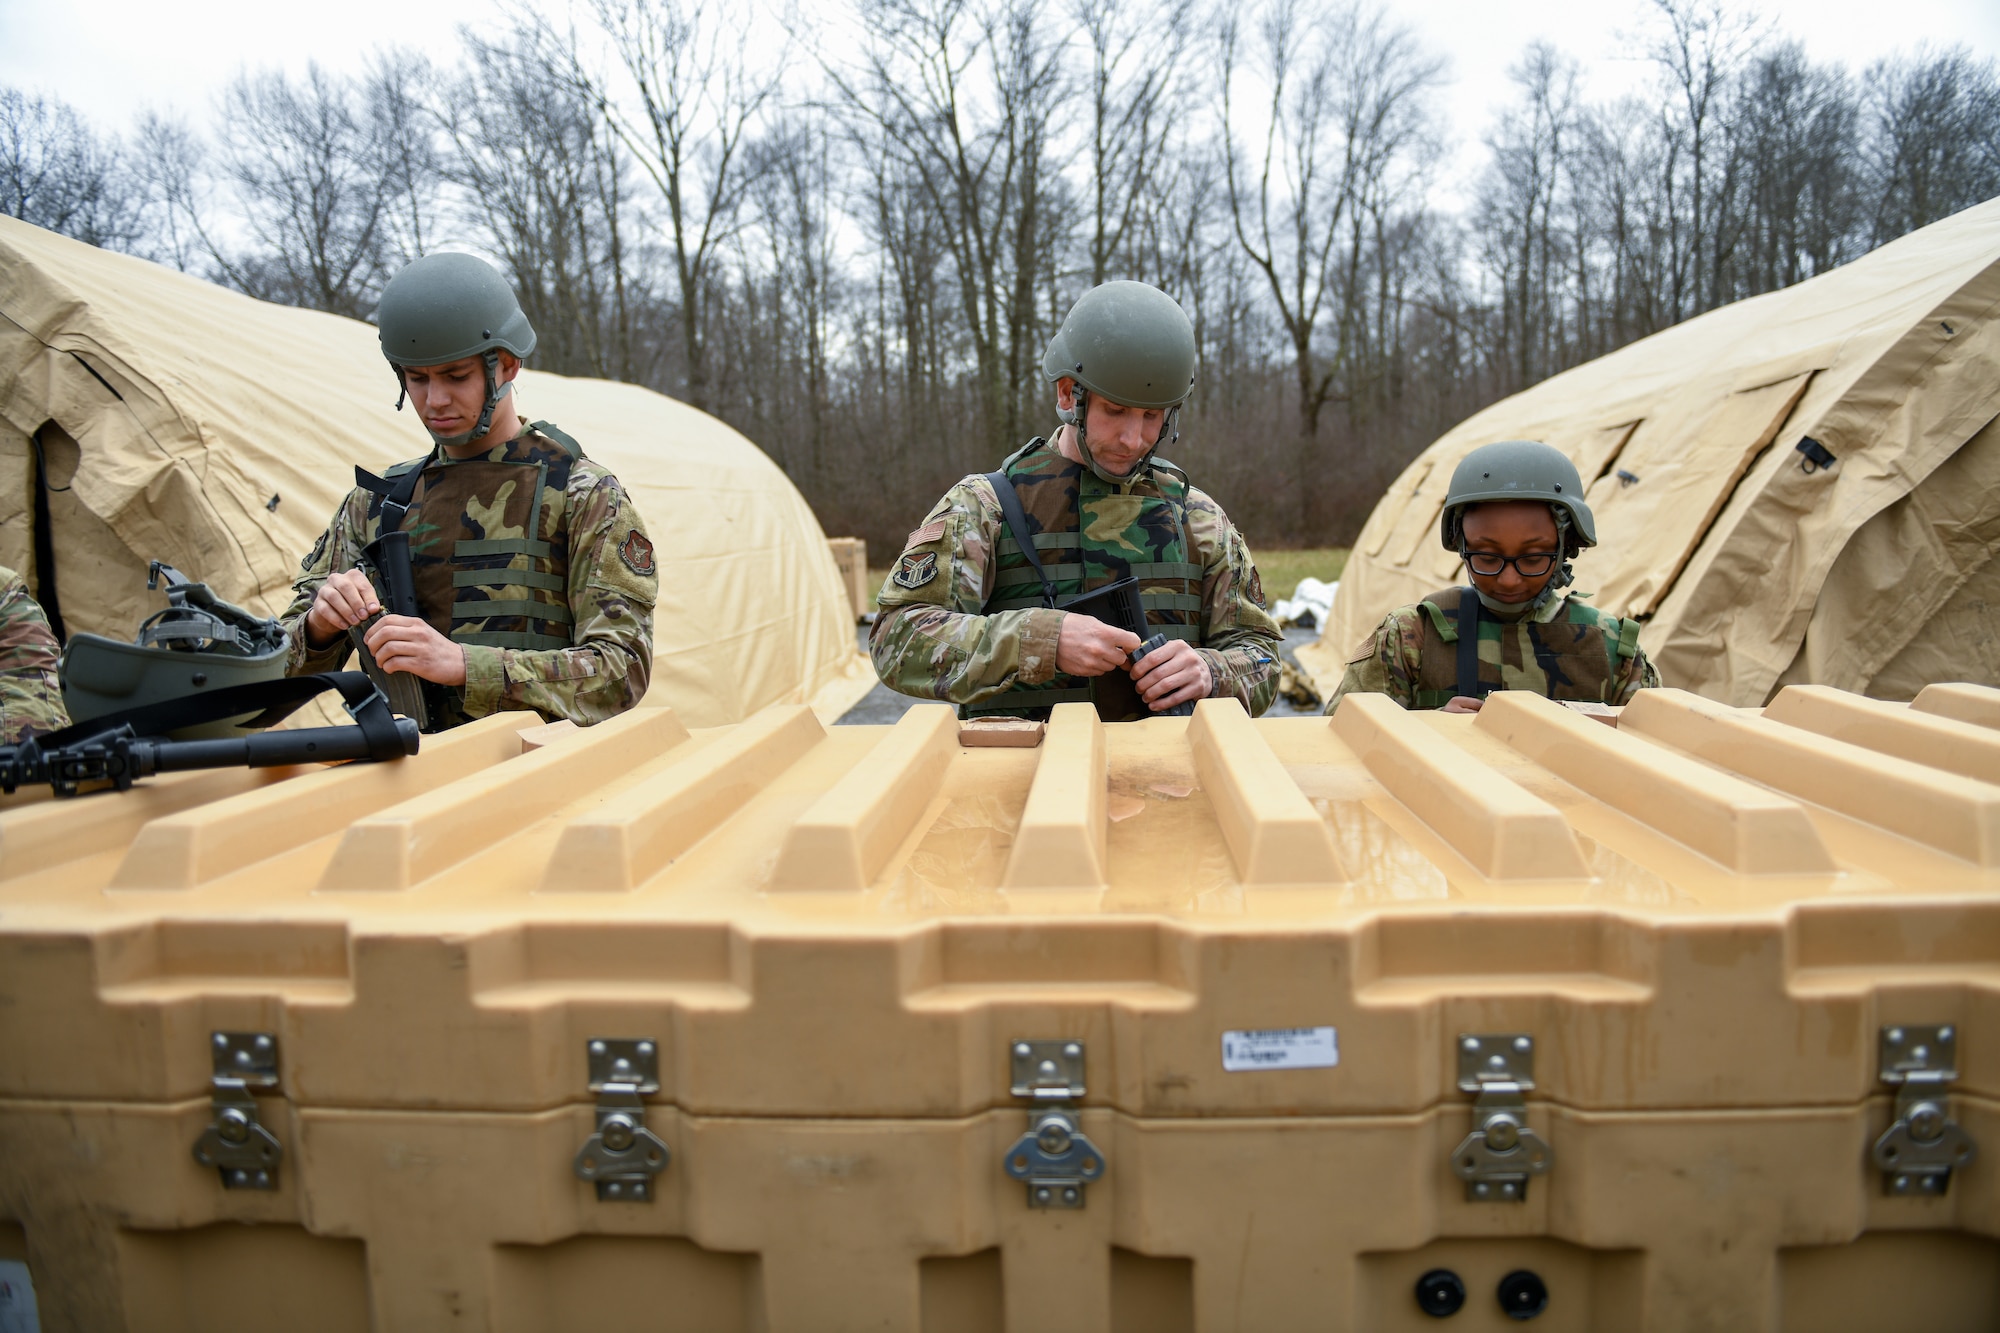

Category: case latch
[1002, 1040, 1106, 1209]
[1449, 1033, 1553, 1203]
[191, 1031, 284, 1190]
[1872, 1024, 1977, 1196]
[572, 1038, 671, 1202]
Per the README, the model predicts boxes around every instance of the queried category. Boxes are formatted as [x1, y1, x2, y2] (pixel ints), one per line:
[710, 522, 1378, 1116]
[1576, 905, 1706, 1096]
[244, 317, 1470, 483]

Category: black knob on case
[1497, 1269, 1549, 1320]
[1414, 1268, 1466, 1317]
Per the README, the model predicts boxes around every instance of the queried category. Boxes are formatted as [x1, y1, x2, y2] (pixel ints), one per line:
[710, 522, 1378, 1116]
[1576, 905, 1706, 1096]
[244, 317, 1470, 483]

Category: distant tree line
[4, 0, 1998, 555]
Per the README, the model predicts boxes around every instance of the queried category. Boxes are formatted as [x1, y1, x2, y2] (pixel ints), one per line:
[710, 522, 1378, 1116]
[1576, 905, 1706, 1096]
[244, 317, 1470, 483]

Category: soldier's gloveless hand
[1130, 637, 1212, 710]
[363, 615, 468, 686]
[1441, 696, 1484, 714]
[305, 569, 381, 649]
[1055, 614, 1144, 678]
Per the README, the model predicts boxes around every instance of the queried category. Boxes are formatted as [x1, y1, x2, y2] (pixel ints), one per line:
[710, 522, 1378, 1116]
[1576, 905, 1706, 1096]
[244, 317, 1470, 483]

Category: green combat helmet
[1439, 440, 1597, 552]
[1042, 281, 1198, 483]
[60, 563, 290, 740]
[377, 252, 537, 447]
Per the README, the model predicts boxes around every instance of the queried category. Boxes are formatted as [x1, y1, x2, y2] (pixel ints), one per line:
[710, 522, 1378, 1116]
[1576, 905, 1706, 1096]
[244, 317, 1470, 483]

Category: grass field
[1247, 547, 1348, 604]
[866, 546, 1349, 613]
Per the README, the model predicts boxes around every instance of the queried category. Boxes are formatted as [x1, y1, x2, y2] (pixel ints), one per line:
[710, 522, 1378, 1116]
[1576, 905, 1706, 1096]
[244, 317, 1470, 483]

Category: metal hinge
[191, 1031, 284, 1190]
[1449, 1033, 1554, 1203]
[1002, 1040, 1106, 1209]
[571, 1039, 671, 1202]
[1872, 1024, 1978, 1197]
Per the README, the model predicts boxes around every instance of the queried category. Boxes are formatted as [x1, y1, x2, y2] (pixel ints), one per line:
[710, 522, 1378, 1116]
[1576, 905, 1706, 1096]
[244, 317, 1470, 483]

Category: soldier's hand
[1056, 614, 1143, 677]
[1441, 696, 1484, 714]
[1129, 637, 1213, 710]
[305, 569, 381, 649]
[363, 615, 468, 686]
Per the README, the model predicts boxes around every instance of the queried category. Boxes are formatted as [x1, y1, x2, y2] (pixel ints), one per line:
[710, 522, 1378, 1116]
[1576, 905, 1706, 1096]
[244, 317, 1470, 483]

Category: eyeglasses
[1461, 550, 1559, 578]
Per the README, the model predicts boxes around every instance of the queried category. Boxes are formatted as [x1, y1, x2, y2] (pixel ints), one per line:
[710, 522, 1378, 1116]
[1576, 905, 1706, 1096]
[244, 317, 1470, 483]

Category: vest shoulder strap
[998, 438, 1046, 474]
[527, 421, 585, 458]
[356, 453, 431, 524]
[1419, 598, 1457, 643]
[1148, 456, 1191, 497]
[1454, 586, 1484, 700]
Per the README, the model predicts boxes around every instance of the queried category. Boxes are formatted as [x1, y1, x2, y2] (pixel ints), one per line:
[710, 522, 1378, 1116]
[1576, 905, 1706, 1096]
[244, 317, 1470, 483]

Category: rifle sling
[39, 672, 397, 749]
[985, 471, 1058, 610]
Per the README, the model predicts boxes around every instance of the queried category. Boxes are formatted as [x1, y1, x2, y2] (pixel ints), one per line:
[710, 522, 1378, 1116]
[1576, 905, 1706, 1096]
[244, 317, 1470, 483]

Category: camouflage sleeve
[1611, 642, 1663, 704]
[459, 471, 656, 726]
[1182, 487, 1282, 716]
[868, 476, 1066, 706]
[0, 567, 69, 743]
[1323, 607, 1424, 714]
[278, 493, 369, 677]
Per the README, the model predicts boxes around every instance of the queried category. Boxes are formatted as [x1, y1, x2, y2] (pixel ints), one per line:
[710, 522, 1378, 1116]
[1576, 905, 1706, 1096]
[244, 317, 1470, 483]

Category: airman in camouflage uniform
[0, 566, 70, 743]
[1326, 439, 1659, 714]
[282, 254, 655, 730]
[873, 282, 1280, 719]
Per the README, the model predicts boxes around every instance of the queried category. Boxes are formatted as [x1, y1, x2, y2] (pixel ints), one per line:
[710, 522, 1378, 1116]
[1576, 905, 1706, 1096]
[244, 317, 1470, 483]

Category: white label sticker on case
[1221, 1026, 1339, 1073]
[0, 1258, 40, 1333]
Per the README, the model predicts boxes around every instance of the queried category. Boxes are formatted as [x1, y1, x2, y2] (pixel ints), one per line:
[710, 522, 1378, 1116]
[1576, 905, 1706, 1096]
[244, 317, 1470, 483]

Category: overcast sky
[5, 0, 1996, 204]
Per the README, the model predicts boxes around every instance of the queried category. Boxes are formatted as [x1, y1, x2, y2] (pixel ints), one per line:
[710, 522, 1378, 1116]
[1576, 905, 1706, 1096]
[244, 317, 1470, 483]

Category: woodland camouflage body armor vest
[364, 425, 581, 655]
[969, 439, 1204, 719]
[1412, 585, 1639, 709]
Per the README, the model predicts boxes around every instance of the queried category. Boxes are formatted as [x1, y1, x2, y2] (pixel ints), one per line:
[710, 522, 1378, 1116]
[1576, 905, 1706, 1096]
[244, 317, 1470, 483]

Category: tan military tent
[1303, 196, 2000, 706]
[0, 217, 874, 728]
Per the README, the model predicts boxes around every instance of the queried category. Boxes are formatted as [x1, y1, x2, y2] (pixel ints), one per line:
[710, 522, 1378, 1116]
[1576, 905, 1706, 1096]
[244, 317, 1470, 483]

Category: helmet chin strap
[396, 350, 510, 448]
[1062, 387, 1183, 486]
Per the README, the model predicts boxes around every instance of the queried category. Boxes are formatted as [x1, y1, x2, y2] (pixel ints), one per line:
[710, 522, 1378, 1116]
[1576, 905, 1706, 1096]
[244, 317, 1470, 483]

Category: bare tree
[364, 50, 443, 267]
[1732, 43, 1859, 292]
[203, 64, 401, 316]
[1072, 0, 1192, 285]
[1220, 0, 1441, 529]
[436, 19, 652, 383]
[0, 89, 144, 249]
[590, 0, 780, 412]
[1865, 46, 2000, 243]
[1476, 43, 1582, 392]
[748, 113, 843, 472]
[1643, 0, 1764, 318]
[829, 0, 1068, 460]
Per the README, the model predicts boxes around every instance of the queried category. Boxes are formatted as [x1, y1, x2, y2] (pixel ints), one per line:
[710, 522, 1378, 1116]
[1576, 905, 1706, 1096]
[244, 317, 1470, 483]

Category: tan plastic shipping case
[828, 537, 871, 623]
[2, 685, 1998, 1332]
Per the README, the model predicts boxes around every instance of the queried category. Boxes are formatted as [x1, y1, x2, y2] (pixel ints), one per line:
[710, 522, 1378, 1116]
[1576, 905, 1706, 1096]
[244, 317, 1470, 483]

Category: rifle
[1058, 577, 1197, 720]
[353, 530, 447, 732]
[0, 672, 418, 798]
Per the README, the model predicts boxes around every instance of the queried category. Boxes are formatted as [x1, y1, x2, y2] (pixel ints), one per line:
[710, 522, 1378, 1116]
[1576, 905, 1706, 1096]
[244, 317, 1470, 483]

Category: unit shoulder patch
[905, 519, 946, 549]
[892, 551, 939, 589]
[302, 529, 329, 573]
[619, 530, 657, 578]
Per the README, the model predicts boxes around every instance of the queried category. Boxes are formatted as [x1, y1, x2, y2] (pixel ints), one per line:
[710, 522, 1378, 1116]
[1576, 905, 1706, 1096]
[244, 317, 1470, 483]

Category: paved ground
[835, 622, 1327, 723]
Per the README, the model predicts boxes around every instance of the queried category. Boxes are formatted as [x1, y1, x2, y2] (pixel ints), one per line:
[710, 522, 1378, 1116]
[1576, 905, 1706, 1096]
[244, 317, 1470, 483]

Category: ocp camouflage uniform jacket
[280, 425, 658, 728]
[1325, 584, 1659, 713]
[871, 440, 1281, 717]
[0, 565, 69, 743]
